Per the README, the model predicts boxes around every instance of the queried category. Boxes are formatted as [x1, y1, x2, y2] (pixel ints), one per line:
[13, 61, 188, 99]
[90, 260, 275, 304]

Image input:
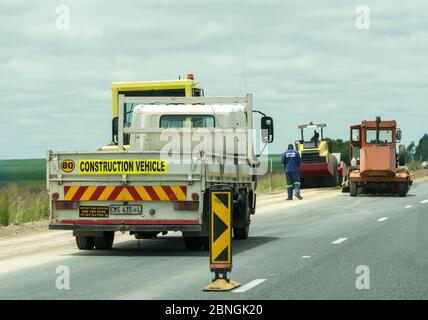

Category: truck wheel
[334, 168, 340, 187]
[398, 182, 407, 197]
[201, 237, 209, 251]
[350, 182, 358, 197]
[233, 225, 249, 240]
[398, 145, 406, 166]
[233, 193, 250, 240]
[75, 236, 95, 250]
[184, 237, 203, 250]
[94, 232, 115, 250]
[327, 168, 340, 187]
[324, 157, 339, 187]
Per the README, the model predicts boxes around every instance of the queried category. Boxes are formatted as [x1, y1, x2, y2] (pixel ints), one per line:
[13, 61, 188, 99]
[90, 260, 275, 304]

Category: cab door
[350, 125, 361, 166]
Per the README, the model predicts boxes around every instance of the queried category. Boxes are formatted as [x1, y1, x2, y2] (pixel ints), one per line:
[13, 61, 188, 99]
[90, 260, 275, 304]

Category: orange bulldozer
[346, 116, 412, 197]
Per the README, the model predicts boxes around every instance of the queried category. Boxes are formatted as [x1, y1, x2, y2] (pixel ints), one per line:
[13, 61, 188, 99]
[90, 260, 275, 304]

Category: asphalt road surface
[1, 179, 428, 300]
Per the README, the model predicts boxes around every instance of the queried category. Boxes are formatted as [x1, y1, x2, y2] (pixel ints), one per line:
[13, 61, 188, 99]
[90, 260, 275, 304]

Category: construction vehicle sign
[73, 159, 168, 175]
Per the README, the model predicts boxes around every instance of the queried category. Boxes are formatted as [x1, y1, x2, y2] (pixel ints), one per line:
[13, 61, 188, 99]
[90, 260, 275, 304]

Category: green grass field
[0, 159, 45, 183]
[0, 157, 284, 226]
[0, 159, 48, 226]
[0, 157, 420, 226]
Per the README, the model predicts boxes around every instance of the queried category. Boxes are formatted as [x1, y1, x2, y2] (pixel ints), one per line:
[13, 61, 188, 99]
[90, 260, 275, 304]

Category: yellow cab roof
[111, 79, 200, 90]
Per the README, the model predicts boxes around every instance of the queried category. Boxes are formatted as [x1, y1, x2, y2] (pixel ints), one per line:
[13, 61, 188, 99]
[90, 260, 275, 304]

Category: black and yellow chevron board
[210, 191, 232, 268]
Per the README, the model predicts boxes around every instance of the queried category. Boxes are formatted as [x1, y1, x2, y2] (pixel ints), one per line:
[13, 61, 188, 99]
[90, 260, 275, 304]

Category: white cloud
[0, 0, 427, 159]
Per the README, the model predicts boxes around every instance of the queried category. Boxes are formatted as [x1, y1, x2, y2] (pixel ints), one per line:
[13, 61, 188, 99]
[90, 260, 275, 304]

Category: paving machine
[347, 116, 412, 197]
[296, 122, 345, 188]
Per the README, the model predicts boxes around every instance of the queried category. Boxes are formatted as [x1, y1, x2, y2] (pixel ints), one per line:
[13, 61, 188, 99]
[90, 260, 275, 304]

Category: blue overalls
[281, 147, 302, 199]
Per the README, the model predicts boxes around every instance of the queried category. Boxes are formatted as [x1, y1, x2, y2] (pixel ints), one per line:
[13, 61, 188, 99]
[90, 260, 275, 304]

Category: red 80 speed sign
[61, 160, 75, 173]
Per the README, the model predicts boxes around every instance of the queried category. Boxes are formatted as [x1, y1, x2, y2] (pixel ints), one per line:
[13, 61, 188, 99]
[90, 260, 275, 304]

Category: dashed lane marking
[331, 237, 348, 244]
[377, 217, 389, 222]
[233, 279, 267, 293]
[405, 205, 413, 208]
[420, 200, 428, 204]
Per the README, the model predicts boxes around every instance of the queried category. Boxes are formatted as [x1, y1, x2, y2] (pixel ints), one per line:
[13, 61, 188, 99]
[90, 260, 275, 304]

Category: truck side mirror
[112, 117, 118, 144]
[261, 116, 274, 143]
[396, 129, 402, 142]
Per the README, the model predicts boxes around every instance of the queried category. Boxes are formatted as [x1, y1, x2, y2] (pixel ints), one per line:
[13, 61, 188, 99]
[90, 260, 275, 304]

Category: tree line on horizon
[406, 134, 428, 162]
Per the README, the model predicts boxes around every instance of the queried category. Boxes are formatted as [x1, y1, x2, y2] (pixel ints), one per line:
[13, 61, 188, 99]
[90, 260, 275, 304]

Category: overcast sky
[1, 0, 427, 159]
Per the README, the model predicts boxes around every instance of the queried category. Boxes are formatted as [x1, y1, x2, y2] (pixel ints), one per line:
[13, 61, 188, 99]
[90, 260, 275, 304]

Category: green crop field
[0, 156, 283, 226]
[0, 159, 48, 226]
[0, 159, 45, 183]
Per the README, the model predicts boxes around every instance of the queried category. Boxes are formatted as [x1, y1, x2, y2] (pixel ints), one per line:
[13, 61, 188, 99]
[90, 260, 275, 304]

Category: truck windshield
[123, 89, 186, 127]
[160, 115, 215, 129]
[365, 129, 393, 144]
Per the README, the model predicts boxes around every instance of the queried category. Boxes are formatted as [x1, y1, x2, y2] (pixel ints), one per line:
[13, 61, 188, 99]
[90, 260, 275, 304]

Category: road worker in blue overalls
[281, 144, 303, 200]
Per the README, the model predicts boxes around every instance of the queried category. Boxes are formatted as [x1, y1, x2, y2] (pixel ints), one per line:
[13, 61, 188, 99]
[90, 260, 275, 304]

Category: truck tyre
[350, 182, 358, 197]
[398, 182, 407, 197]
[94, 232, 115, 250]
[184, 237, 203, 250]
[398, 145, 406, 166]
[233, 193, 250, 240]
[328, 168, 340, 187]
[201, 237, 209, 250]
[233, 224, 249, 240]
[75, 236, 95, 250]
[326, 157, 339, 187]
[334, 168, 340, 186]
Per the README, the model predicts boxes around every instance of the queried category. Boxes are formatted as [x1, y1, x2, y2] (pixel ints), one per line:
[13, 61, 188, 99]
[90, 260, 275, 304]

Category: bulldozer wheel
[350, 182, 358, 197]
[398, 182, 407, 197]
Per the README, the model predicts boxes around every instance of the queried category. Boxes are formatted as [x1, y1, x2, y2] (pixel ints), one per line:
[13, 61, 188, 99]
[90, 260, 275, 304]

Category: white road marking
[377, 217, 388, 222]
[420, 199, 428, 204]
[331, 237, 348, 244]
[405, 205, 413, 208]
[233, 279, 267, 293]
[302, 256, 311, 259]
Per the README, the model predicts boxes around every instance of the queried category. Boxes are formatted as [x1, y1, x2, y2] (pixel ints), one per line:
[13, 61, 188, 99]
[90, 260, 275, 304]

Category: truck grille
[301, 151, 326, 164]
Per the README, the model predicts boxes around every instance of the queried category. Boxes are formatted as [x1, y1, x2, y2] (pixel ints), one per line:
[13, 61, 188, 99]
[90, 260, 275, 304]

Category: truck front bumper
[349, 170, 411, 183]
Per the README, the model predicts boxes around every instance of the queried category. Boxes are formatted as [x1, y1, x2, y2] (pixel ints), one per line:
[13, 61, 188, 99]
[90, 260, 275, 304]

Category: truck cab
[129, 104, 248, 154]
[104, 74, 203, 150]
[349, 118, 402, 175]
[348, 117, 411, 197]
